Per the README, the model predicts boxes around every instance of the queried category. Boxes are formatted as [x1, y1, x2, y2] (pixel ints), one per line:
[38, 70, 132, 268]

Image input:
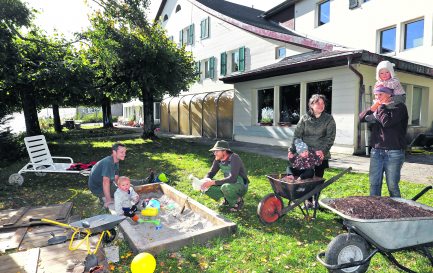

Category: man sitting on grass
[88, 142, 126, 208]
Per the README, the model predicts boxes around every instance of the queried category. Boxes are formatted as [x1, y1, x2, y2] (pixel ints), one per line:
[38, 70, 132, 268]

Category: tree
[0, 0, 32, 119]
[87, 0, 197, 138]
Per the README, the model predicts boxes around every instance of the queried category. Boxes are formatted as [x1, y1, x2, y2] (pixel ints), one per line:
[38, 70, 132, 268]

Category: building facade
[156, 0, 433, 154]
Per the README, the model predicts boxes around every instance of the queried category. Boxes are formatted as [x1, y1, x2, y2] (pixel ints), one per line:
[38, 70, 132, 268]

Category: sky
[24, 0, 283, 38]
[24, 0, 161, 38]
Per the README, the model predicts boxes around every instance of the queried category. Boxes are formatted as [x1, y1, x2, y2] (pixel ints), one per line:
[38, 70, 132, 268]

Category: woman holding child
[288, 94, 336, 206]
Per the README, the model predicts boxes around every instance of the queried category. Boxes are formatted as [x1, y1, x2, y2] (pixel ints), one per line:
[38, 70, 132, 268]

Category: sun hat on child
[294, 139, 308, 154]
[376, 60, 396, 80]
[209, 140, 231, 152]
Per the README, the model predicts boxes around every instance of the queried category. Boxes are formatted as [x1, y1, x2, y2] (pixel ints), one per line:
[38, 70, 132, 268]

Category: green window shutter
[210, 57, 215, 79]
[239, 46, 245, 72]
[196, 61, 201, 80]
[220, 52, 227, 76]
[200, 20, 204, 39]
[189, 24, 194, 45]
[179, 30, 183, 46]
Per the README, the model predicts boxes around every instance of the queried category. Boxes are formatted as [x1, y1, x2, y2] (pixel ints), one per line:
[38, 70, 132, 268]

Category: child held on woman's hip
[285, 139, 323, 181]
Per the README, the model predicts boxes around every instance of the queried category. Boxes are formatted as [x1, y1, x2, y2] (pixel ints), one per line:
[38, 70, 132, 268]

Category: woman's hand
[288, 151, 295, 159]
[316, 150, 325, 160]
[201, 180, 215, 191]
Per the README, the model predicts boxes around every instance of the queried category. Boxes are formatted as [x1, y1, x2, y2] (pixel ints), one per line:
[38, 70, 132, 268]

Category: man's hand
[201, 180, 215, 191]
[370, 101, 381, 112]
[104, 199, 113, 208]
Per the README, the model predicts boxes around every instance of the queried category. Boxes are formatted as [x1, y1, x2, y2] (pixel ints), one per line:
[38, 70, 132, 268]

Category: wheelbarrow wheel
[325, 233, 370, 273]
[257, 193, 283, 224]
[103, 228, 117, 244]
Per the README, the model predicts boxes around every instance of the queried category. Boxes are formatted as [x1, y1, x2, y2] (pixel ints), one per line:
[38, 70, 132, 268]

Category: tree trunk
[52, 104, 62, 133]
[141, 86, 155, 139]
[102, 97, 113, 128]
[19, 88, 41, 136]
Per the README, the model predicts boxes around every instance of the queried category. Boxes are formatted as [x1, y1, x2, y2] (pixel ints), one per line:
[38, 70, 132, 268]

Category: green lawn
[0, 131, 432, 273]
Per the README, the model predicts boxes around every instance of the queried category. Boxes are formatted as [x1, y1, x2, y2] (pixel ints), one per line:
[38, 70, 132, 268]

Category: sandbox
[110, 183, 237, 254]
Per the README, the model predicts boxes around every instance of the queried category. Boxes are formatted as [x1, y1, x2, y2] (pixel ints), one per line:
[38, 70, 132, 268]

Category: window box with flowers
[259, 107, 274, 126]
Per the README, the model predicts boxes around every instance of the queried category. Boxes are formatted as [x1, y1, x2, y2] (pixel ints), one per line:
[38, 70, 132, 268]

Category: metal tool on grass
[30, 214, 125, 269]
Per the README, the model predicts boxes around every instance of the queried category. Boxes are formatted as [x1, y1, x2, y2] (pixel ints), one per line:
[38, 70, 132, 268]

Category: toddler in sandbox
[114, 176, 144, 223]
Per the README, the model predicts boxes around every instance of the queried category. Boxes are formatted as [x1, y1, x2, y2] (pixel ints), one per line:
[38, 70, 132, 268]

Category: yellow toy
[131, 252, 156, 273]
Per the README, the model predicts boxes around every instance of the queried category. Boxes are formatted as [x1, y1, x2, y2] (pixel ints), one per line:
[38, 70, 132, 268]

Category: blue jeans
[369, 148, 405, 197]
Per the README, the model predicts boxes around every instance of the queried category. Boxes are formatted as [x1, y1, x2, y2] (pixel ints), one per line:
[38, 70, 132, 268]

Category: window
[163, 14, 168, 21]
[280, 84, 300, 124]
[179, 24, 194, 46]
[379, 27, 396, 54]
[204, 57, 215, 79]
[404, 19, 424, 50]
[257, 88, 274, 123]
[175, 5, 181, 13]
[200, 17, 210, 39]
[186, 24, 194, 45]
[168, 36, 173, 41]
[306, 80, 332, 113]
[231, 51, 239, 72]
[410, 87, 422, 125]
[221, 47, 245, 75]
[318, 0, 330, 26]
[349, 0, 358, 9]
[275, 47, 286, 59]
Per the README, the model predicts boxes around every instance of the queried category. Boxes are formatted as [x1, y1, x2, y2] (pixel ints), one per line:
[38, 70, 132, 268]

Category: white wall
[293, 0, 433, 66]
[233, 65, 359, 153]
[161, 0, 311, 94]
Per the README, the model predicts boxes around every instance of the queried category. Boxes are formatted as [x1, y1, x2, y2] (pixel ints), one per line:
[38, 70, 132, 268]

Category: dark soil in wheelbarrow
[329, 196, 433, 219]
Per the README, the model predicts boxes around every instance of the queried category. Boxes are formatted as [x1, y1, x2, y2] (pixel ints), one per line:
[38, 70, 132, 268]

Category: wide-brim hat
[209, 140, 231, 152]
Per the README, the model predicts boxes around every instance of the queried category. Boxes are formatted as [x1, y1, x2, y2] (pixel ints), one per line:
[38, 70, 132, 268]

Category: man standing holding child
[360, 86, 408, 197]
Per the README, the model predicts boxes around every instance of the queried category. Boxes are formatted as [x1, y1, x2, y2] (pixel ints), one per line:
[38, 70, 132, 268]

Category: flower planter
[259, 122, 273, 126]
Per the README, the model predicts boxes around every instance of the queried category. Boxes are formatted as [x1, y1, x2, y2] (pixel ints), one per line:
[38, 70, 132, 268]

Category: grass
[0, 130, 432, 272]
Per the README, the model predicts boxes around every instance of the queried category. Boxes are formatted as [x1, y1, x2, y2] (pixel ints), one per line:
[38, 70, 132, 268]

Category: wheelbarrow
[30, 214, 125, 270]
[317, 186, 433, 273]
[257, 167, 352, 224]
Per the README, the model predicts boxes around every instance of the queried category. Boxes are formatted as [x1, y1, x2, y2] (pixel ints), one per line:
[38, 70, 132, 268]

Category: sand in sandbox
[128, 194, 214, 245]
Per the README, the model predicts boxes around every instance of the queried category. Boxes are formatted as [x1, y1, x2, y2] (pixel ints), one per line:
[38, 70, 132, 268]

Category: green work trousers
[205, 181, 247, 207]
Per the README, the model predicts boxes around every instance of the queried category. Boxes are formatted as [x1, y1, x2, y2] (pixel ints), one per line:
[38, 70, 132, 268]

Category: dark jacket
[359, 103, 408, 150]
[291, 112, 336, 160]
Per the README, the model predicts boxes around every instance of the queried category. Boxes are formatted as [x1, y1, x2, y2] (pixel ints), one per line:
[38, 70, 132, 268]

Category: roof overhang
[221, 50, 433, 84]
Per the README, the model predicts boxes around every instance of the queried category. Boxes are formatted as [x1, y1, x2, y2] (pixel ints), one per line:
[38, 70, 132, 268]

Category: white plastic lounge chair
[8, 135, 90, 186]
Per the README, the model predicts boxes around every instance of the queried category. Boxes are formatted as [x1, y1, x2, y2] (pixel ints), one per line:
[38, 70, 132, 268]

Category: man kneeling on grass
[200, 140, 249, 212]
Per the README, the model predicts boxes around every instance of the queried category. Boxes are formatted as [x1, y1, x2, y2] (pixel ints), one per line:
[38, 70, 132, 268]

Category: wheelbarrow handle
[29, 218, 73, 229]
[411, 185, 433, 201]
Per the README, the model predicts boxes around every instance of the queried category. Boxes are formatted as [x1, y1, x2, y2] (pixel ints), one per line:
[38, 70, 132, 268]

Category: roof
[261, 0, 300, 19]
[221, 50, 433, 83]
[154, 0, 334, 51]
[193, 0, 299, 36]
